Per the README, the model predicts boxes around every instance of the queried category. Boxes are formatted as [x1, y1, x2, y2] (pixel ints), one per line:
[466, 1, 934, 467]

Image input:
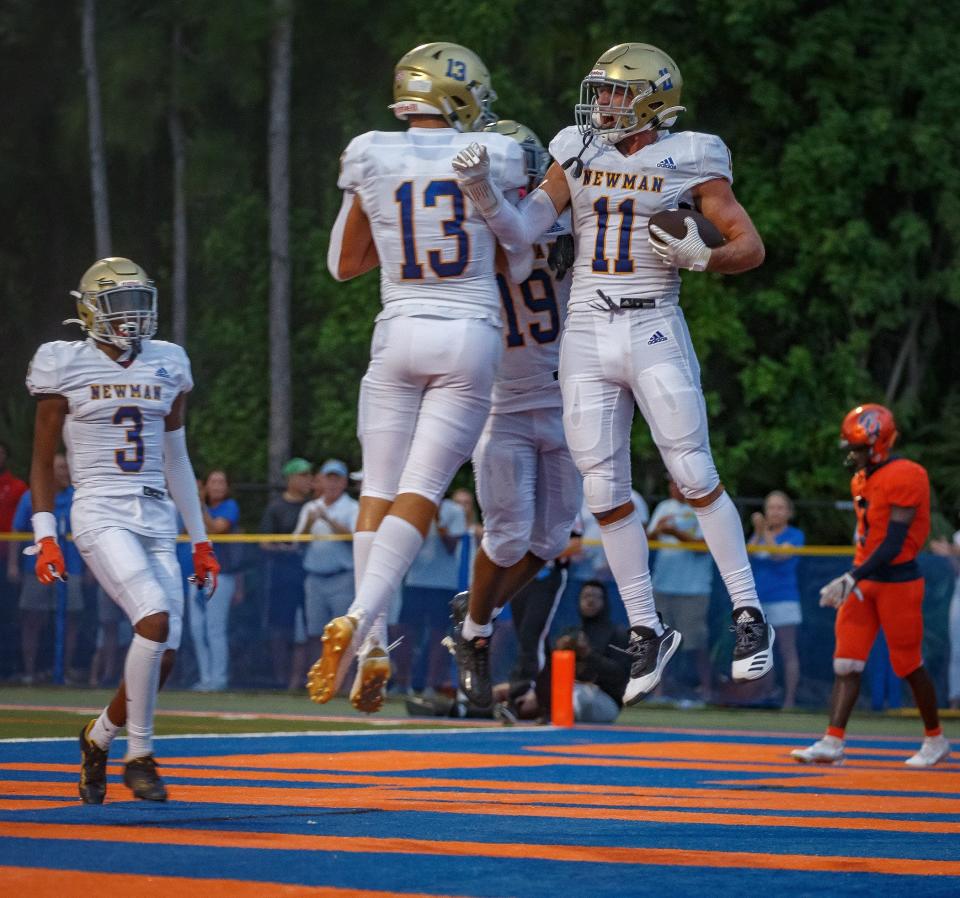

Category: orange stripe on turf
[3, 774, 960, 819]
[0, 866, 463, 897]
[0, 788, 957, 834]
[5, 769, 960, 816]
[1, 823, 959, 877]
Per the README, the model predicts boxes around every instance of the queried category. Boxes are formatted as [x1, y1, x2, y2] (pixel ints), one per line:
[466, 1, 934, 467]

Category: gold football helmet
[483, 119, 549, 190]
[391, 42, 497, 132]
[68, 257, 157, 352]
[575, 43, 684, 144]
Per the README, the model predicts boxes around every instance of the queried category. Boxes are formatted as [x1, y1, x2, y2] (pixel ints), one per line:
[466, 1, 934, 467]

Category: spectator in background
[294, 459, 359, 664]
[554, 581, 632, 722]
[930, 528, 960, 709]
[259, 457, 312, 689]
[648, 480, 714, 704]
[88, 586, 128, 687]
[0, 440, 28, 679]
[494, 525, 583, 719]
[749, 490, 804, 708]
[393, 493, 466, 696]
[7, 453, 84, 684]
[188, 470, 241, 692]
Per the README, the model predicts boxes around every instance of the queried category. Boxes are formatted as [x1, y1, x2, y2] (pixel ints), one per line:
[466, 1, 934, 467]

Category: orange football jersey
[851, 458, 930, 568]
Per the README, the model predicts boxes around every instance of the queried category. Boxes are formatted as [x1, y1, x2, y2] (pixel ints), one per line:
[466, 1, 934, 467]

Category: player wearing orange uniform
[792, 404, 949, 767]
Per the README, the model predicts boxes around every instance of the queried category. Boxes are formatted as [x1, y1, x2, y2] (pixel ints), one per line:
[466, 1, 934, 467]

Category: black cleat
[78, 720, 108, 805]
[449, 591, 468, 632]
[454, 633, 493, 709]
[446, 592, 493, 709]
[730, 606, 775, 681]
[123, 755, 168, 801]
[621, 624, 682, 705]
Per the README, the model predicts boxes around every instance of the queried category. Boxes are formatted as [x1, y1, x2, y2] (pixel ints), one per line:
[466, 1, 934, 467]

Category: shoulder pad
[26, 341, 70, 395]
[337, 132, 375, 192]
[674, 131, 732, 184]
[547, 126, 582, 163]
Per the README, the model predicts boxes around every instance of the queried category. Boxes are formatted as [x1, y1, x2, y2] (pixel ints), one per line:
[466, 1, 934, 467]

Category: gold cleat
[350, 646, 392, 714]
[307, 615, 358, 704]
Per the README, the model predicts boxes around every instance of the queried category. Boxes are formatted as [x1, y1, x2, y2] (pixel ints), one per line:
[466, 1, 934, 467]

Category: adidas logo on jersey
[155, 367, 170, 378]
[656, 157, 677, 170]
[647, 331, 668, 345]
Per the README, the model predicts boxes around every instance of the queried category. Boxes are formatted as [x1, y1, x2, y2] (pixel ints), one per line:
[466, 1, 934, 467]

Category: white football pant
[358, 315, 503, 505]
[474, 407, 582, 567]
[560, 305, 719, 514]
[75, 527, 184, 650]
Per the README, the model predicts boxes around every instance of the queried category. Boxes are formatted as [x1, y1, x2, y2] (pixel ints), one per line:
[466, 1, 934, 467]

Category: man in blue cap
[294, 460, 359, 664]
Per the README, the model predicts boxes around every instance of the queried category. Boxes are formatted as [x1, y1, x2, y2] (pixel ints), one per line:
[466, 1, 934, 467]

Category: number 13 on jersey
[395, 180, 470, 279]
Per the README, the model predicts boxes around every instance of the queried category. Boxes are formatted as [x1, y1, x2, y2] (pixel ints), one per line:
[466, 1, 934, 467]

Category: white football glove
[818, 572, 861, 609]
[649, 218, 712, 272]
[452, 142, 502, 217]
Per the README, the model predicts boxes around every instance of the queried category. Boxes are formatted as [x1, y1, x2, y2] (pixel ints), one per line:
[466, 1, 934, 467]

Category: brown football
[648, 208, 725, 248]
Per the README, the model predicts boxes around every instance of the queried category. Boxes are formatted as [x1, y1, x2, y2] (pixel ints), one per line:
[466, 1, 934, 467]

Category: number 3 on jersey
[396, 180, 469, 279]
[114, 406, 145, 473]
[497, 270, 559, 348]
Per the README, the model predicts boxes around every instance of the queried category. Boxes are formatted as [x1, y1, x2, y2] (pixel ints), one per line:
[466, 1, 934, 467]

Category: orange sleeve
[885, 464, 928, 509]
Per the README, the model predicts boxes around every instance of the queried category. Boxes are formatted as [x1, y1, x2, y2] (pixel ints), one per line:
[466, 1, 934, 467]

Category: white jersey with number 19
[26, 338, 192, 539]
[339, 128, 526, 321]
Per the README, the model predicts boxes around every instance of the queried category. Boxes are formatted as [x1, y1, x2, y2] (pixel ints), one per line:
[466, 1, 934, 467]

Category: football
[648, 208, 725, 248]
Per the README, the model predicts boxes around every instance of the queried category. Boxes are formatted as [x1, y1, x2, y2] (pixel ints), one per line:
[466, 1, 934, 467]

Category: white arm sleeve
[326, 191, 355, 282]
[163, 427, 208, 547]
[504, 243, 534, 284]
[485, 189, 561, 255]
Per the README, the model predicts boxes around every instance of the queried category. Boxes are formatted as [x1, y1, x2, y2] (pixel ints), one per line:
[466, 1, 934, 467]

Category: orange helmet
[840, 404, 898, 467]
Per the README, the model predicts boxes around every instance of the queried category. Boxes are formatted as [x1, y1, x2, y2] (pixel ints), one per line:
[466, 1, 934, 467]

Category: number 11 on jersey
[592, 196, 636, 274]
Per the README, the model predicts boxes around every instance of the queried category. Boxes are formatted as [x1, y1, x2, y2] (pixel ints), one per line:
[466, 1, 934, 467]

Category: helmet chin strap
[561, 130, 595, 178]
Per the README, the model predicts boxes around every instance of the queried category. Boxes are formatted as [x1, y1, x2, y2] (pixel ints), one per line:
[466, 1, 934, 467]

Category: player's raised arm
[28, 394, 68, 583]
[163, 392, 220, 595]
[453, 147, 569, 254]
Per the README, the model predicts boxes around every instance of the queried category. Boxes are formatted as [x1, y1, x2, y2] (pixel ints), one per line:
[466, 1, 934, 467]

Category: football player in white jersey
[450, 120, 582, 709]
[26, 257, 219, 802]
[452, 43, 774, 704]
[308, 42, 533, 713]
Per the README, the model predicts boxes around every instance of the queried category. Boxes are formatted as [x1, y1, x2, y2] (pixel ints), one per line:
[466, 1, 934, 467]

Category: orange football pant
[834, 578, 924, 677]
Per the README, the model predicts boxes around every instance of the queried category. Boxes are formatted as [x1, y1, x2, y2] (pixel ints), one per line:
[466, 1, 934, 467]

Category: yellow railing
[0, 531, 855, 555]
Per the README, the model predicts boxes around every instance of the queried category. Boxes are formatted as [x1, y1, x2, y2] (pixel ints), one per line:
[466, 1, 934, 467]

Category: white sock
[349, 515, 424, 642]
[122, 633, 165, 761]
[462, 613, 493, 640]
[598, 512, 660, 632]
[89, 708, 121, 750]
[692, 492, 761, 611]
[353, 530, 375, 594]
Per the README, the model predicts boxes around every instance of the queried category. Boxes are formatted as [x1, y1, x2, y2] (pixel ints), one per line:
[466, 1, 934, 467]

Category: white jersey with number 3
[339, 128, 526, 321]
[548, 126, 732, 312]
[26, 338, 193, 539]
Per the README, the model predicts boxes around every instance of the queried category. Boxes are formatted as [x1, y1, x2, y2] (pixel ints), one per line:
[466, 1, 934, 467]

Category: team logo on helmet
[858, 408, 881, 439]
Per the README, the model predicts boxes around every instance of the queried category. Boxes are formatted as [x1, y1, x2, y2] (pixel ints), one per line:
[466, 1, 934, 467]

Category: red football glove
[34, 537, 67, 585]
[191, 541, 220, 596]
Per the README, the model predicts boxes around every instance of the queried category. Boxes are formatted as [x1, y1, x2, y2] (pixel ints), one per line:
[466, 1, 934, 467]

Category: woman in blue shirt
[750, 491, 804, 708]
[188, 470, 240, 691]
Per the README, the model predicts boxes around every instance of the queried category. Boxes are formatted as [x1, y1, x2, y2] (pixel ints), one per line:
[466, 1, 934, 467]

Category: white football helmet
[483, 119, 549, 190]
[390, 42, 497, 131]
[575, 43, 684, 144]
[68, 257, 158, 353]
